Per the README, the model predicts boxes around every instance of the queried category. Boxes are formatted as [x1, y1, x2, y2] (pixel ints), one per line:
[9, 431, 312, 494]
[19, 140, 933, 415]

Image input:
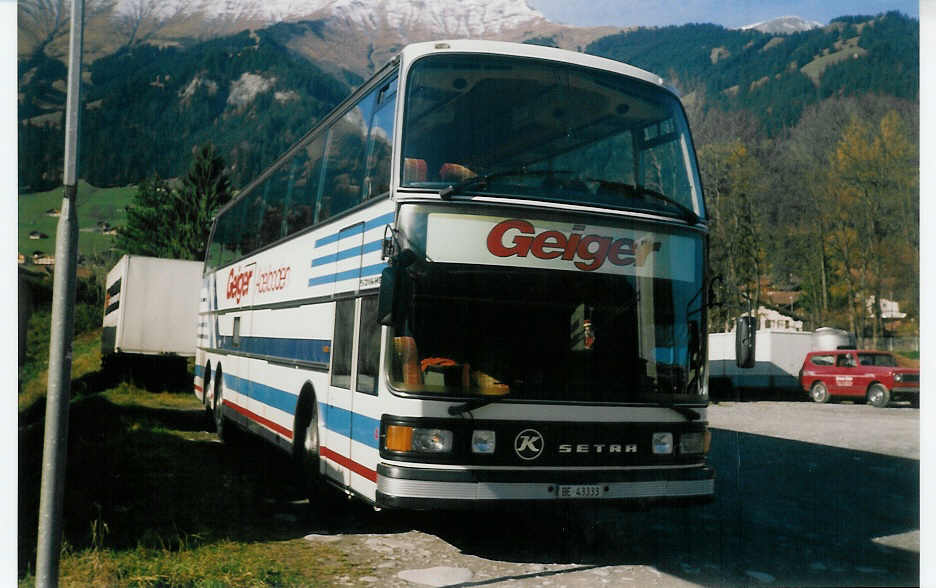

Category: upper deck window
[401, 53, 705, 221]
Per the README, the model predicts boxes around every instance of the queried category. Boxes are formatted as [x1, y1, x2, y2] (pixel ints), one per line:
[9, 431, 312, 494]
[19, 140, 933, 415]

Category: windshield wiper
[439, 168, 575, 200]
[644, 379, 701, 421]
[587, 179, 699, 225]
[634, 185, 700, 226]
[661, 403, 701, 421]
[448, 395, 509, 416]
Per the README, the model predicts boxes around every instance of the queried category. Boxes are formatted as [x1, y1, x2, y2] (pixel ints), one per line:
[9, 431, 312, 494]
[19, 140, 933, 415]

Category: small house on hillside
[32, 252, 54, 265]
[732, 306, 804, 332]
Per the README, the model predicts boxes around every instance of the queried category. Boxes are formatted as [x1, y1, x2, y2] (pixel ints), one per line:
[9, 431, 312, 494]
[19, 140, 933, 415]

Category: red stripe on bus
[223, 399, 293, 440]
[194, 384, 203, 393]
[320, 446, 378, 483]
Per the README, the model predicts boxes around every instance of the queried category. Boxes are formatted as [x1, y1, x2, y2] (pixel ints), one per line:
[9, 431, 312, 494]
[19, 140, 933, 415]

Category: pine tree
[116, 143, 233, 260]
[171, 143, 233, 260]
[114, 173, 176, 257]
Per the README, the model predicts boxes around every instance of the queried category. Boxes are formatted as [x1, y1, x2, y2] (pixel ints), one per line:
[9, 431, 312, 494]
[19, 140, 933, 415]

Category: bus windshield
[401, 52, 705, 221]
[387, 224, 706, 404]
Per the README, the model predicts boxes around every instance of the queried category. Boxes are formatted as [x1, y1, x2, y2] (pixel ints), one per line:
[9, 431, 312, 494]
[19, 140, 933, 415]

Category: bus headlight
[471, 430, 496, 454]
[652, 432, 674, 454]
[894, 373, 904, 382]
[679, 430, 711, 454]
[385, 425, 453, 453]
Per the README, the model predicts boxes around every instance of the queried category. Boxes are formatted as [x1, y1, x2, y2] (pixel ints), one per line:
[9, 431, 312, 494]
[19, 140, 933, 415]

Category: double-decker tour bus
[195, 40, 725, 509]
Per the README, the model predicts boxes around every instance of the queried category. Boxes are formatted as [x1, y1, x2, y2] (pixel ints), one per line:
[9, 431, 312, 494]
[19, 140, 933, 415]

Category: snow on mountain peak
[738, 16, 824, 34]
[116, 0, 546, 36]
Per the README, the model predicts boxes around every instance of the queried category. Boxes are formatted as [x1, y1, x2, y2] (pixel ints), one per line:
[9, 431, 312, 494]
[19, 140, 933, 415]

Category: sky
[529, 0, 920, 29]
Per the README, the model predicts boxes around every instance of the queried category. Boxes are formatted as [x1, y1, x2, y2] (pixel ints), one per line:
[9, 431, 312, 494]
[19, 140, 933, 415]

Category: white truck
[102, 255, 203, 358]
[708, 330, 814, 399]
[708, 328, 857, 399]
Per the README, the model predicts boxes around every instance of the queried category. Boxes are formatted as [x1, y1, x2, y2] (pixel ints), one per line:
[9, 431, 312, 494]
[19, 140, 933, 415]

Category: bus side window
[362, 80, 397, 200]
[319, 92, 378, 222]
[216, 195, 253, 268]
[287, 133, 326, 237]
[356, 296, 380, 395]
[331, 299, 355, 389]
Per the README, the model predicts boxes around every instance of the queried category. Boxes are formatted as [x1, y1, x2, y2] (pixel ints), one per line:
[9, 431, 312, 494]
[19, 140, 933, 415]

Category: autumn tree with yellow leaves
[825, 109, 918, 345]
[692, 95, 918, 341]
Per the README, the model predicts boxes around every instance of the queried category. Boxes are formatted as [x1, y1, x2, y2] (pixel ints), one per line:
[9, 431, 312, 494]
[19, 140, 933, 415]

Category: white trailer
[102, 255, 203, 357]
[708, 330, 815, 398]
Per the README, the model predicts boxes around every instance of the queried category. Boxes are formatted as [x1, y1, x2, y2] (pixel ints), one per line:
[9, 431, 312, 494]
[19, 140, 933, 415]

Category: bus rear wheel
[202, 362, 212, 412]
[294, 392, 323, 502]
[213, 367, 228, 441]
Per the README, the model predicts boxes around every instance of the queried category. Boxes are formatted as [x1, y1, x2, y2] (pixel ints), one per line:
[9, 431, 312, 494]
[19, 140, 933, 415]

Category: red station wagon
[799, 350, 920, 408]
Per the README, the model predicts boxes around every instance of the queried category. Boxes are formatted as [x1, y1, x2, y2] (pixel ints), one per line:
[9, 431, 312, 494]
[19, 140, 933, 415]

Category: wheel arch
[866, 380, 887, 394]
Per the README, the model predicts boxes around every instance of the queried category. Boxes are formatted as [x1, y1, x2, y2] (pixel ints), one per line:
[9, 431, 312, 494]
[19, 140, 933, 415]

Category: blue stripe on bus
[310, 239, 385, 268]
[314, 211, 396, 248]
[206, 366, 380, 448]
[307, 261, 388, 287]
[195, 365, 204, 378]
[216, 335, 332, 365]
[323, 403, 381, 449]
[223, 372, 299, 415]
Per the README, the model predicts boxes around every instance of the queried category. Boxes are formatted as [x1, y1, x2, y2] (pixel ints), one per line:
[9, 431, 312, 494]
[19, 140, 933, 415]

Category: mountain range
[22, 0, 828, 76]
[17, 2, 918, 194]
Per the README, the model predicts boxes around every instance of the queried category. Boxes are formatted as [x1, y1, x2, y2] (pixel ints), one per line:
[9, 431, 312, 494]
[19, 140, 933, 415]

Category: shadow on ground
[19, 387, 920, 587]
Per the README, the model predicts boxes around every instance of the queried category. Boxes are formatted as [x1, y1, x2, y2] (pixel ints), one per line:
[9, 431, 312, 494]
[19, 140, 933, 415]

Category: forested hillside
[19, 24, 350, 191]
[586, 11, 918, 135]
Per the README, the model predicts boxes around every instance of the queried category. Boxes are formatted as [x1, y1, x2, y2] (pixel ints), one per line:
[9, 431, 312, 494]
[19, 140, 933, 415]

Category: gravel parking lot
[708, 400, 920, 459]
[295, 400, 920, 587]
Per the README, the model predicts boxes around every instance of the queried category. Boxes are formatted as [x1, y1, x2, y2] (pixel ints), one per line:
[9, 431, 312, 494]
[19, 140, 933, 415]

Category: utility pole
[36, 0, 84, 584]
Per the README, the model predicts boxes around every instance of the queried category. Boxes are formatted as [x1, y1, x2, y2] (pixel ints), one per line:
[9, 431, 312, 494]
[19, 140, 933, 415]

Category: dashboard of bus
[399, 52, 706, 224]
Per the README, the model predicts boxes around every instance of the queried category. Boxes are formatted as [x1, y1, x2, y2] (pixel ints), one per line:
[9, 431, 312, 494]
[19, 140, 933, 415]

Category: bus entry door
[326, 223, 365, 487]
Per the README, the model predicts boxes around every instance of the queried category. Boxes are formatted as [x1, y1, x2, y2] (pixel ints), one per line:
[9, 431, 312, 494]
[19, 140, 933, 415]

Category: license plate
[557, 484, 603, 499]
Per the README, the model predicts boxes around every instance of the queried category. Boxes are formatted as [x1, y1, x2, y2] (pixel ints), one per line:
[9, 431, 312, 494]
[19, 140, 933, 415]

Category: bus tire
[867, 383, 890, 408]
[294, 387, 323, 502]
[213, 366, 230, 441]
[202, 361, 212, 412]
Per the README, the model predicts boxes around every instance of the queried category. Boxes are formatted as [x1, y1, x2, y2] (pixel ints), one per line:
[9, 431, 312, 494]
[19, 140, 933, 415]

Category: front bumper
[375, 463, 715, 510]
[891, 387, 919, 394]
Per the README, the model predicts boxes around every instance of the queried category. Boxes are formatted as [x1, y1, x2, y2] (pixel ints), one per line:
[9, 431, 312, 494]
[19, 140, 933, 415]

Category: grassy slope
[18, 181, 135, 260]
[18, 331, 370, 586]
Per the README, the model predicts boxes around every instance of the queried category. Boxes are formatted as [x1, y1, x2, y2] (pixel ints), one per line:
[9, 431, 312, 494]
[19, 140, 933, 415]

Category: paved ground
[292, 401, 920, 587]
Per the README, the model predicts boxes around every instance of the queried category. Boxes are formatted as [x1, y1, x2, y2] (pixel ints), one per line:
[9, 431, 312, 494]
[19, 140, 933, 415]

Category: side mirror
[735, 316, 756, 369]
[377, 266, 399, 326]
[377, 263, 413, 331]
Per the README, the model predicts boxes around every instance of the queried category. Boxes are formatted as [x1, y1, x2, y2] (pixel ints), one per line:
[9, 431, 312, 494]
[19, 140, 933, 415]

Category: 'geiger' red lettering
[486, 219, 660, 272]
[226, 268, 253, 304]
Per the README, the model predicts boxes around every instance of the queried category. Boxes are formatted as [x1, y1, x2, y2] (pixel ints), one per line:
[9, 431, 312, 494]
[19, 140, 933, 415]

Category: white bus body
[195, 40, 714, 509]
[102, 255, 202, 357]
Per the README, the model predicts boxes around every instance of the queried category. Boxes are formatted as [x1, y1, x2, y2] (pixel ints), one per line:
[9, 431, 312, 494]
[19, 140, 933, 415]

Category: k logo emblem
[514, 429, 545, 460]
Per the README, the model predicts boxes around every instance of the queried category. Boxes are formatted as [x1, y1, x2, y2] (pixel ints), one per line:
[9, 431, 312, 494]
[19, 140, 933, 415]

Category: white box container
[101, 255, 203, 357]
[708, 330, 814, 395]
